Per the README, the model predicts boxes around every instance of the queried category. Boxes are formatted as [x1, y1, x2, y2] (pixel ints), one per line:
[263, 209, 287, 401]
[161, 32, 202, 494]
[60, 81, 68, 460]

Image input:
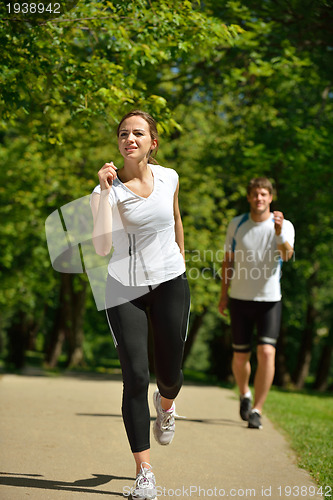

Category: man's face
[247, 187, 272, 215]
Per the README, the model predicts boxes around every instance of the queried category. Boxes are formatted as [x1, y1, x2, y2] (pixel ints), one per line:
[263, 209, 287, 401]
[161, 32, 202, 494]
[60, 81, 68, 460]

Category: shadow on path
[76, 413, 241, 427]
[0, 472, 133, 497]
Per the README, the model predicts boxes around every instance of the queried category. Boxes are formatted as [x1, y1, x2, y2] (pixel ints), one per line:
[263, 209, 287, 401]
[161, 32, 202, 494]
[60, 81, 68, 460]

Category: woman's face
[118, 115, 157, 162]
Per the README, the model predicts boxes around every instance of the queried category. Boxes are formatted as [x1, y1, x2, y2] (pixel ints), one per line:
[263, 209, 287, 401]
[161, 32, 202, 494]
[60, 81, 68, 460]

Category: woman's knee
[157, 371, 183, 400]
[123, 366, 150, 397]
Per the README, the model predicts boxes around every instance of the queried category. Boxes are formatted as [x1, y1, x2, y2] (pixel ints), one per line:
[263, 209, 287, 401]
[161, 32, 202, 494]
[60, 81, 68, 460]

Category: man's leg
[253, 344, 276, 412]
[229, 299, 255, 420]
[232, 351, 252, 396]
[253, 300, 282, 412]
[230, 299, 254, 395]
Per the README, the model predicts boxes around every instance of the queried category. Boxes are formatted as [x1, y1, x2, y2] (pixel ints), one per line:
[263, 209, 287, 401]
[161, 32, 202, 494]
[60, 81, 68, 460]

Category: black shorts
[229, 298, 282, 353]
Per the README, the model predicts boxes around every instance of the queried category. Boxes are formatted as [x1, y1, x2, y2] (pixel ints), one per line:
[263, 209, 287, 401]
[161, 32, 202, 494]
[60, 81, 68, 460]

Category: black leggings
[105, 272, 190, 453]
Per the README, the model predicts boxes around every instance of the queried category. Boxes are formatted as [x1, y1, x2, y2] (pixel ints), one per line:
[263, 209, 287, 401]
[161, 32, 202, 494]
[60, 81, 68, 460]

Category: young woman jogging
[90, 110, 190, 499]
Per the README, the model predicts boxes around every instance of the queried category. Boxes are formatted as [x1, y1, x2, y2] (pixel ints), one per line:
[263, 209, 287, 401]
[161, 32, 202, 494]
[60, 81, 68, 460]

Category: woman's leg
[149, 273, 191, 403]
[106, 298, 151, 461]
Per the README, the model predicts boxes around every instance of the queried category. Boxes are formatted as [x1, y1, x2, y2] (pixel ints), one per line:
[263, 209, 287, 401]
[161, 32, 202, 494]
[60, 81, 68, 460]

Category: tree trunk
[66, 276, 87, 367]
[313, 327, 333, 392]
[46, 327, 66, 368]
[7, 312, 28, 370]
[293, 302, 317, 389]
[292, 267, 319, 389]
[6, 312, 39, 370]
[209, 322, 233, 382]
[274, 325, 292, 387]
[182, 308, 208, 365]
[45, 274, 87, 368]
[45, 273, 71, 368]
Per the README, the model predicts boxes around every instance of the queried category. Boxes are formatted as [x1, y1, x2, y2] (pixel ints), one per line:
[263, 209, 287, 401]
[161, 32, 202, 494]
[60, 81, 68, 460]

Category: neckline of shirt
[116, 164, 157, 200]
[249, 212, 274, 225]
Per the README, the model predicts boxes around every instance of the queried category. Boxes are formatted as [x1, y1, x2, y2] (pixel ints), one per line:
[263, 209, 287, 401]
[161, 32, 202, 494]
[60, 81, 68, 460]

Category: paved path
[0, 373, 322, 500]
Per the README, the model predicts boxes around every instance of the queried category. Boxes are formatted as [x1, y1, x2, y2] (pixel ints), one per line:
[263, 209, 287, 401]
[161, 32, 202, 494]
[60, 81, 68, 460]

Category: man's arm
[218, 251, 234, 317]
[277, 240, 294, 262]
[273, 211, 294, 262]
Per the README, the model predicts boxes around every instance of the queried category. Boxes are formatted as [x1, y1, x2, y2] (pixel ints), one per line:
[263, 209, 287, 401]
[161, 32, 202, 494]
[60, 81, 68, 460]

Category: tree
[155, 0, 333, 385]
[0, 0, 238, 368]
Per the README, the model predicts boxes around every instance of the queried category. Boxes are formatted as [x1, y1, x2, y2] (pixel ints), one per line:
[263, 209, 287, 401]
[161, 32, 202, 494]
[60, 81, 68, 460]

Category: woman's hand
[98, 161, 117, 191]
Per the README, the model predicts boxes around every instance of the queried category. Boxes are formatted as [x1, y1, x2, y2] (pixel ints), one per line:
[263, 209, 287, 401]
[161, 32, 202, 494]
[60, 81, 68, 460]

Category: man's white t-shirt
[92, 164, 185, 286]
[224, 213, 295, 302]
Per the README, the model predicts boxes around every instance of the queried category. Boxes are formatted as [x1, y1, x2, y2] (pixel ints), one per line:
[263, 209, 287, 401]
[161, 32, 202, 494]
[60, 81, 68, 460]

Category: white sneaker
[153, 390, 176, 446]
[130, 462, 157, 499]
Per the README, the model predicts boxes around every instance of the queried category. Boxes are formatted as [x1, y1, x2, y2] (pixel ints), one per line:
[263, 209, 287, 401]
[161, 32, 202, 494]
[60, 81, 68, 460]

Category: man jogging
[218, 177, 295, 429]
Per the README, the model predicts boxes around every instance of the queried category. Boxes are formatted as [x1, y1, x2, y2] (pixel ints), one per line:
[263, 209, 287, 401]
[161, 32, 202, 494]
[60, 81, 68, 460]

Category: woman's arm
[173, 180, 185, 263]
[91, 192, 113, 256]
[91, 162, 117, 256]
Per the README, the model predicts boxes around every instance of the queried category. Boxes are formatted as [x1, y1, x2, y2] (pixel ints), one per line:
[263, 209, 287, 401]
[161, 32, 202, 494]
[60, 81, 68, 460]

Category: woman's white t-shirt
[92, 164, 185, 286]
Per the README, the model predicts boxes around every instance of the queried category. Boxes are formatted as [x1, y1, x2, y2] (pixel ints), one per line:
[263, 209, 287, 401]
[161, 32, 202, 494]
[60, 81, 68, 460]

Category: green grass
[265, 387, 333, 498]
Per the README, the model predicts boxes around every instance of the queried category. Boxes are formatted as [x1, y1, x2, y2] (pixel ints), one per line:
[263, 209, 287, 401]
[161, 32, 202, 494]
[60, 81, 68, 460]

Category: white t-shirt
[224, 213, 295, 302]
[92, 164, 185, 286]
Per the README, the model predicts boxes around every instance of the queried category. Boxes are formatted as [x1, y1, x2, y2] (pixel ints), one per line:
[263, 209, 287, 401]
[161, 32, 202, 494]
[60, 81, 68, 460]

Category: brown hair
[247, 177, 274, 196]
[117, 110, 159, 164]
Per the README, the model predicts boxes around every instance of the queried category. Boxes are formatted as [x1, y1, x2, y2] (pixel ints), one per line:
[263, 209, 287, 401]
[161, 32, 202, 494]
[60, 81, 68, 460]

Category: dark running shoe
[239, 396, 252, 421]
[248, 409, 263, 429]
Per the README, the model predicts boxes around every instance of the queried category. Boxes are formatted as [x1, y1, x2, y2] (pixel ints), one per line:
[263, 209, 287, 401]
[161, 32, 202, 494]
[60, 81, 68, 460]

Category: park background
[1, 0, 332, 388]
[0, 0, 332, 490]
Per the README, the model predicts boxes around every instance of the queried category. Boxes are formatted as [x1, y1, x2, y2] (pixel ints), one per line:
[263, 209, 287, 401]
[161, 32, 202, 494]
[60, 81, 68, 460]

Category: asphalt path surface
[0, 372, 323, 499]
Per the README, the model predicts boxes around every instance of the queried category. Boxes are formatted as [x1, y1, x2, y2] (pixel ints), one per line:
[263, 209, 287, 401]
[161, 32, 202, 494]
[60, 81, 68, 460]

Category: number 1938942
[6, 2, 61, 14]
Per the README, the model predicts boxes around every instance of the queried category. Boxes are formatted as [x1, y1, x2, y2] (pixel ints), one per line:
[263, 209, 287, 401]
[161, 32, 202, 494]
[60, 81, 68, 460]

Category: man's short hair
[247, 177, 274, 195]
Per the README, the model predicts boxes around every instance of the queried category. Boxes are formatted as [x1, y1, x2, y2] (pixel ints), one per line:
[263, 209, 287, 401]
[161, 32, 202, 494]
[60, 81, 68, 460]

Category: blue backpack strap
[231, 213, 249, 252]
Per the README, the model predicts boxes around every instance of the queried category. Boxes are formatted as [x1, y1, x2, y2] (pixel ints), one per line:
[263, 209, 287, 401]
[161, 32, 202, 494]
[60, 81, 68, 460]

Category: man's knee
[232, 351, 251, 368]
[256, 344, 275, 364]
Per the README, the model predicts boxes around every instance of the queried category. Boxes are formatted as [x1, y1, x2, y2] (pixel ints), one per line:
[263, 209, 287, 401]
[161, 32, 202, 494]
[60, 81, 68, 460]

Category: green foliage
[0, 0, 238, 367]
[171, 0, 333, 381]
[0, 0, 332, 390]
[0, 0, 235, 136]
